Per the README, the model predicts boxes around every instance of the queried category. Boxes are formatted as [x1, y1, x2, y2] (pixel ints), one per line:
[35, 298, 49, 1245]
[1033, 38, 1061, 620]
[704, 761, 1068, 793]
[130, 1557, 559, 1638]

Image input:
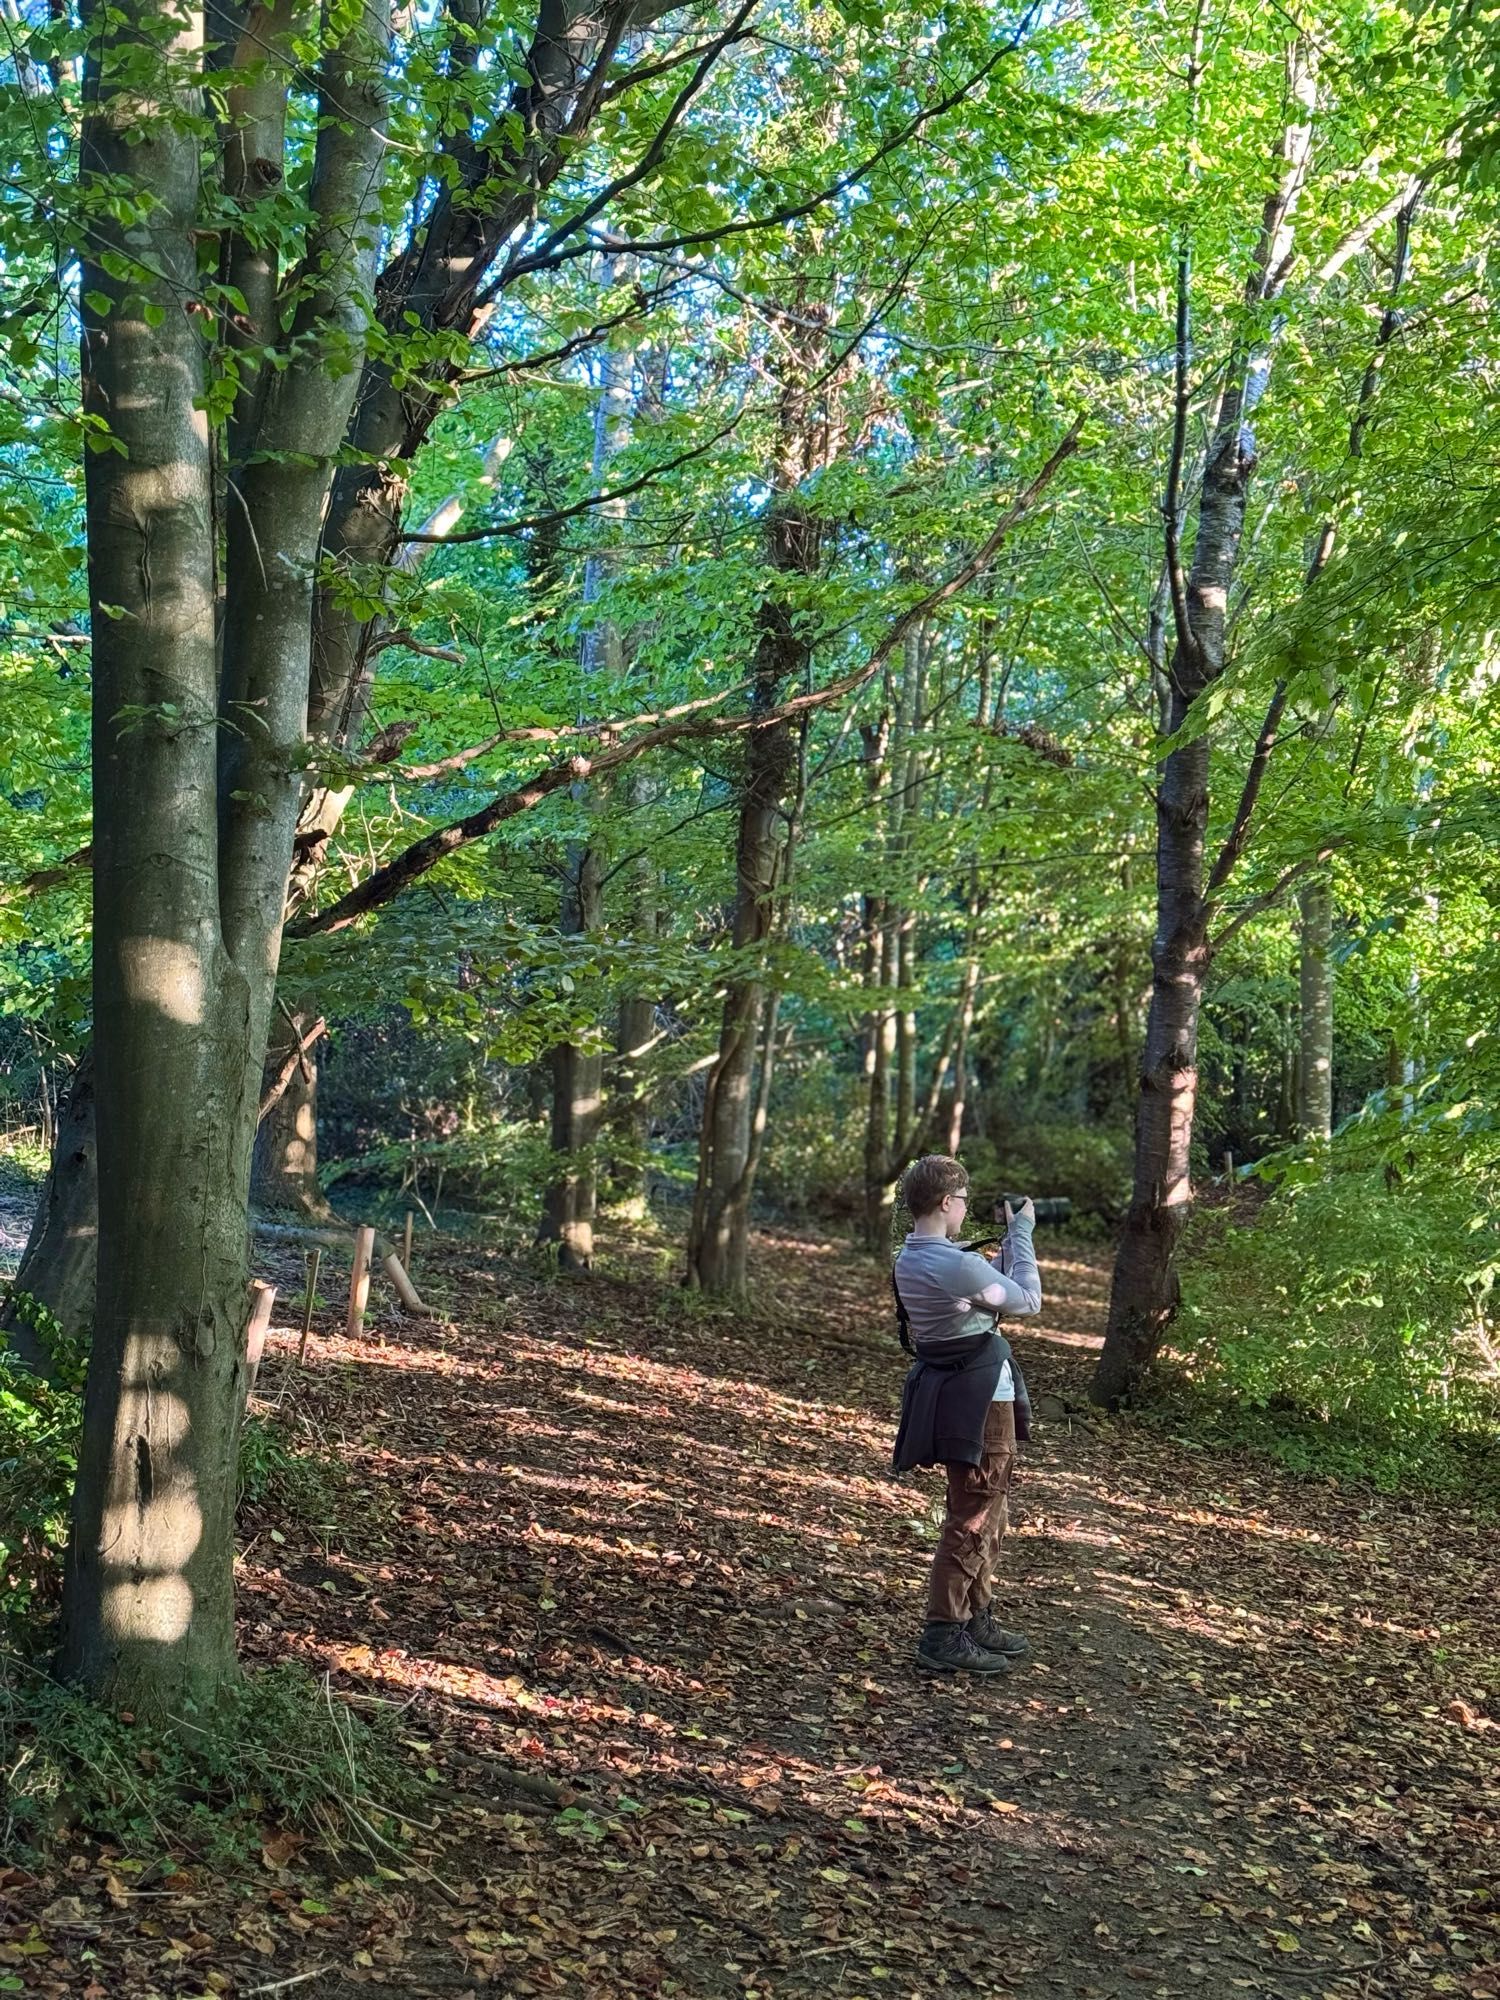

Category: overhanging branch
[291, 417, 1083, 939]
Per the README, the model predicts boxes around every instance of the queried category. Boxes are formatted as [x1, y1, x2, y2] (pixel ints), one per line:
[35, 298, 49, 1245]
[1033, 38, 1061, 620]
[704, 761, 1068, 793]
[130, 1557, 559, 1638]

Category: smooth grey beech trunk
[58, 0, 388, 1706]
[6, 1, 722, 1339]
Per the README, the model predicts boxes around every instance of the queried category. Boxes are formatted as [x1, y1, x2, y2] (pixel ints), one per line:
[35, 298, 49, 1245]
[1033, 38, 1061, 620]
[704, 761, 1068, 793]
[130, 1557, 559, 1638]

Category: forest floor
[3, 1224, 1497, 2000]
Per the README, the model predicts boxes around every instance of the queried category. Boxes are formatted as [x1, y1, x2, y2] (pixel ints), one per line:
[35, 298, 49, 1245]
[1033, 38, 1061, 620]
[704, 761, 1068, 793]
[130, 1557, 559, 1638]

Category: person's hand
[1003, 1198, 1035, 1228]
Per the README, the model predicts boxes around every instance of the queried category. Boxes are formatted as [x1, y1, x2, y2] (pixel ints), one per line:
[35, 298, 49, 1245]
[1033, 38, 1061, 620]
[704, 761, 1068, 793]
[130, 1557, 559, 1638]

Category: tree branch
[1312, 155, 1448, 285]
[291, 418, 1083, 938]
[1207, 845, 1341, 957]
[397, 419, 741, 544]
[1203, 680, 1289, 906]
[504, 1, 760, 278]
[1162, 0, 1205, 669]
[257, 1017, 328, 1126]
[501, 4, 1043, 282]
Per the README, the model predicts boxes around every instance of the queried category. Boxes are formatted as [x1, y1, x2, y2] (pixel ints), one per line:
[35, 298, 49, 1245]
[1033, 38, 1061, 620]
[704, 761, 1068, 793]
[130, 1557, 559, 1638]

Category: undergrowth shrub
[0, 1352, 78, 1631]
[1173, 1150, 1500, 1468]
[0, 1661, 418, 1860]
[962, 1122, 1132, 1229]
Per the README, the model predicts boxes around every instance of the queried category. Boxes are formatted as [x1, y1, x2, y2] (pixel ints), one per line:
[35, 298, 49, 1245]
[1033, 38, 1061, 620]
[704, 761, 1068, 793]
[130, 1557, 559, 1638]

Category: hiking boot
[914, 1620, 1013, 1675]
[967, 1605, 1029, 1658]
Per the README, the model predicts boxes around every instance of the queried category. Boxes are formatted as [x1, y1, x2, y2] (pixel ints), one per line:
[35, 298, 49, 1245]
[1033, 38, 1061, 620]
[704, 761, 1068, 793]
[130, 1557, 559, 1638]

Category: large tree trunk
[57, 0, 388, 1707]
[252, 1010, 330, 1217]
[4, 1, 686, 1343]
[1297, 873, 1334, 1141]
[1094, 44, 1316, 1407]
[1, 1055, 98, 1370]
[58, 6, 251, 1698]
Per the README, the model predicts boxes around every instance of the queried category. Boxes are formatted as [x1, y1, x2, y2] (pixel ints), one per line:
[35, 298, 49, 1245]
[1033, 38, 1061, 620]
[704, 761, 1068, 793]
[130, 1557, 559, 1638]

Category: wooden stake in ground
[245, 1281, 277, 1397]
[402, 1209, 414, 1278]
[346, 1226, 375, 1343]
[297, 1247, 322, 1367]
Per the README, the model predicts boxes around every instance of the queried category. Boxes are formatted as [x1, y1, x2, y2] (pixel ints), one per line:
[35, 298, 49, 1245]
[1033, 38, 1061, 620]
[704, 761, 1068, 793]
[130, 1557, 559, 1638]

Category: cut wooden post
[297, 1246, 322, 1367]
[402, 1208, 414, 1277]
[1223, 1148, 1235, 1179]
[245, 1280, 277, 1395]
[346, 1226, 376, 1343]
[381, 1249, 429, 1317]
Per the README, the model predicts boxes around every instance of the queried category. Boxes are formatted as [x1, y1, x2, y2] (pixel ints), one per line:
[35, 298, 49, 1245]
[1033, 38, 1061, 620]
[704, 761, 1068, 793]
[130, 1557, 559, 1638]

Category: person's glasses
[948, 1191, 968, 1206]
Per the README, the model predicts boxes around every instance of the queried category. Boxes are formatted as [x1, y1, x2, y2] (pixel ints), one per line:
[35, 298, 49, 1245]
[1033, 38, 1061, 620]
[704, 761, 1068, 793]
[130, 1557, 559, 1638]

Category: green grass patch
[1138, 1374, 1500, 1511]
[0, 1135, 49, 1199]
[238, 1412, 346, 1523]
[0, 1660, 422, 1863]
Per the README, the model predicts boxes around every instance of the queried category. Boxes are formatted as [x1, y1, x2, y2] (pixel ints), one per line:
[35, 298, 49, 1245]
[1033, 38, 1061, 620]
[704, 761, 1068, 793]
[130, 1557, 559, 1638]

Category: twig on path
[1214, 1941, 1385, 1989]
[480, 1760, 570, 1803]
[242, 1971, 333, 1998]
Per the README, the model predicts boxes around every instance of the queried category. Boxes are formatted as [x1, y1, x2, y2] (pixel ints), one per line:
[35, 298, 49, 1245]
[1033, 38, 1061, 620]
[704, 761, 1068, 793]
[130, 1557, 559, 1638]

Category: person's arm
[973, 1215, 1041, 1316]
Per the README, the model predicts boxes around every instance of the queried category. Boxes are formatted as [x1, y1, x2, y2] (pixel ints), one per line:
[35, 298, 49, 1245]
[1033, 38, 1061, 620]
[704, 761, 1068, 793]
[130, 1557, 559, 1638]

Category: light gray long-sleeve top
[893, 1219, 1042, 1402]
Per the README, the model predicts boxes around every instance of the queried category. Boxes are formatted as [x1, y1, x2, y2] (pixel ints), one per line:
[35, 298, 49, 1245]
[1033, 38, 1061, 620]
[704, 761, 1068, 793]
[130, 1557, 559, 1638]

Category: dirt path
[8, 1229, 1497, 1998]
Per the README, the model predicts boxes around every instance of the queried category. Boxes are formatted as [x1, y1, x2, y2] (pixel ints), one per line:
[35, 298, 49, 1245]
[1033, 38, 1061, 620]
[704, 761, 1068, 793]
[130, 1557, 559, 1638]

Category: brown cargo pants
[925, 1400, 1018, 1625]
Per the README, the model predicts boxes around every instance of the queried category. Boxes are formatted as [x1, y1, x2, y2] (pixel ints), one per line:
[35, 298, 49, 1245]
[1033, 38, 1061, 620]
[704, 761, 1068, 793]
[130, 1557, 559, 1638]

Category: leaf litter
[2, 1229, 1494, 1998]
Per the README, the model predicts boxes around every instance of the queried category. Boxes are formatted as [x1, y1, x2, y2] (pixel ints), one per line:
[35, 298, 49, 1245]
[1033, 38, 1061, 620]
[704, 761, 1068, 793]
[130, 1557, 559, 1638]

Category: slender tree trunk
[607, 990, 657, 1214]
[1094, 44, 1316, 1406]
[685, 293, 828, 1290]
[605, 788, 659, 1213]
[538, 850, 605, 1268]
[945, 955, 980, 1155]
[539, 268, 632, 1264]
[1297, 874, 1334, 1141]
[862, 920, 895, 1249]
[685, 680, 797, 1291]
[1, 1055, 98, 1369]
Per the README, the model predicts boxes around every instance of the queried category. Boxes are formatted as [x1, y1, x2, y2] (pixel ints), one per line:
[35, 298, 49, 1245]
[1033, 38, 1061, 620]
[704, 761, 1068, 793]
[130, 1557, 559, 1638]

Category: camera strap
[890, 1268, 915, 1356]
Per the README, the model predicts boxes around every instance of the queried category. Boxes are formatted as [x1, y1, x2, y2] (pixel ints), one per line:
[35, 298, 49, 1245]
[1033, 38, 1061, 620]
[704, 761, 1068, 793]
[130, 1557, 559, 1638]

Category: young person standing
[891, 1154, 1042, 1674]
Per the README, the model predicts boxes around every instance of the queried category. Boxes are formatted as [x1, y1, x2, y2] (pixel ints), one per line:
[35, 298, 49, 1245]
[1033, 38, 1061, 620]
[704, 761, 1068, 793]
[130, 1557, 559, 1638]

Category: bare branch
[364, 631, 466, 664]
[257, 1017, 328, 1126]
[1208, 845, 1341, 957]
[503, 1, 761, 280]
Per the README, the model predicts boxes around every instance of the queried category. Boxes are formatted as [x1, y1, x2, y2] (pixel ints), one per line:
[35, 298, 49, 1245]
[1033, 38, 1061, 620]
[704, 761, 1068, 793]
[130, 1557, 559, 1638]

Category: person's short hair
[901, 1154, 969, 1219]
